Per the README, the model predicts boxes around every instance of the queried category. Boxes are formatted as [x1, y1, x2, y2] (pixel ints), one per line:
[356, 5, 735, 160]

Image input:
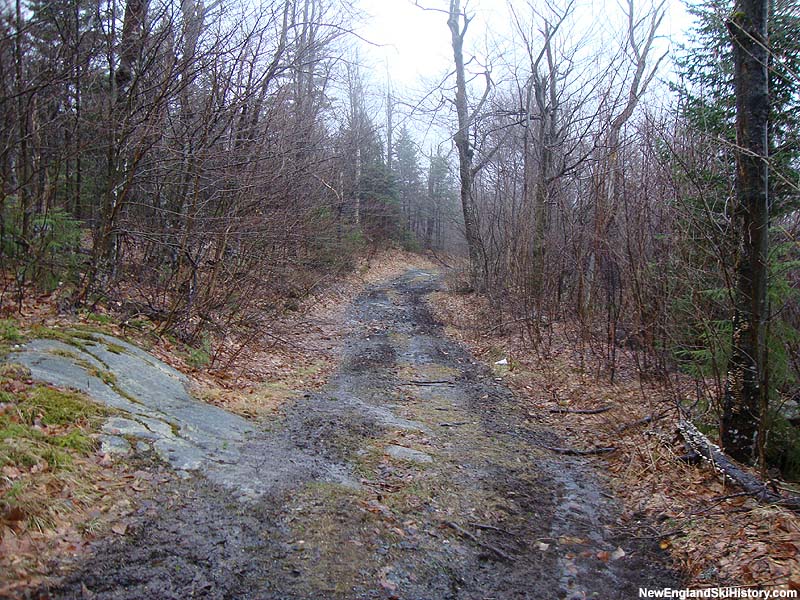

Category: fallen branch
[678, 419, 800, 510]
[542, 445, 617, 456]
[468, 522, 514, 536]
[425, 248, 452, 269]
[615, 411, 671, 434]
[444, 521, 515, 562]
[550, 406, 612, 415]
[482, 317, 530, 336]
[261, 329, 303, 350]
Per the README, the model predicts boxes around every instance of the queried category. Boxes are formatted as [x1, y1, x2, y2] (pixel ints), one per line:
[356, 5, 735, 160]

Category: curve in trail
[34, 269, 678, 600]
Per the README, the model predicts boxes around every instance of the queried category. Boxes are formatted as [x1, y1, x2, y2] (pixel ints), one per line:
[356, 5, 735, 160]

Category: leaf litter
[425, 285, 800, 591]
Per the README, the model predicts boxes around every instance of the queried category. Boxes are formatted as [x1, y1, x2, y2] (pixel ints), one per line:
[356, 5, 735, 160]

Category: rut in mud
[39, 270, 679, 600]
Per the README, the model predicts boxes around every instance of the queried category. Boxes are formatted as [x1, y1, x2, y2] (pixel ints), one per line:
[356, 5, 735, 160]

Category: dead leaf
[558, 535, 586, 545]
[1, 465, 21, 480]
[611, 547, 626, 561]
[596, 550, 610, 562]
[111, 523, 127, 535]
[3, 507, 25, 523]
[537, 542, 550, 551]
[378, 566, 397, 592]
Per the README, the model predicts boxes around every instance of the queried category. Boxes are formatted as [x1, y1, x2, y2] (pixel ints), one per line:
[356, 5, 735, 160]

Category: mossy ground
[395, 361, 459, 382]
[283, 482, 381, 595]
[0, 349, 155, 594]
[1, 377, 110, 528]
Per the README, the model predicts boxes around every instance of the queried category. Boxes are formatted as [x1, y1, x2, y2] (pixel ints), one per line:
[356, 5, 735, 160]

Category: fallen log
[678, 419, 800, 510]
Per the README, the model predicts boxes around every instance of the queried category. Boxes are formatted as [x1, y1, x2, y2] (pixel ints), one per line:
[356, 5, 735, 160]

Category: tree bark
[721, 0, 770, 465]
[680, 420, 799, 509]
[115, 0, 149, 91]
[448, 0, 484, 289]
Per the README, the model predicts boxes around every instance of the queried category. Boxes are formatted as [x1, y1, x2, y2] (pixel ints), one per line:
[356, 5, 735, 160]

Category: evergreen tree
[674, 0, 800, 213]
[393, 125, 423, 240]
[674, 0, 800, 465]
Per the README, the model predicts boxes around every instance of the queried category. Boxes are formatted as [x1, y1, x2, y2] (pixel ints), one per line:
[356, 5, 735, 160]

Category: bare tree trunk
[14, 0, 30, 250]
[448, 0, 484, 289]
[80, 0, 150, 300]
[720, 0, 770, 465]
[386, 83, 394, 172]
[582, 0, 665, 321]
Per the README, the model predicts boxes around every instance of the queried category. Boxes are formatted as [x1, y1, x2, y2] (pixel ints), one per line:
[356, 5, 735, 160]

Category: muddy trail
[38, 270, 679, 600]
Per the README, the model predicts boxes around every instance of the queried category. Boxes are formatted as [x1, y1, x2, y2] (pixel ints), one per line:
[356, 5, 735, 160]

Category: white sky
[350, 0, 696, 149]
[354, 0, 693, 89]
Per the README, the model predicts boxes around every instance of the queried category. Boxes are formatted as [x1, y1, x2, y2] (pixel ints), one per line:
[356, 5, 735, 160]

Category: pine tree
[393, 126, 423, 240]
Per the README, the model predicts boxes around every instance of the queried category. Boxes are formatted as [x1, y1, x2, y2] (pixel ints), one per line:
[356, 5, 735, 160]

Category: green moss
[0, 319, 24, 343]
[86, 312, 113, 325]
[28, 324, 118, 354]
[42, 445, 72, 468]
[2, 480, 26, 502]
[48, 348, 83, 361]
[0, 370, 111, 534]
[68, 330, 102, 342]
[126, 318, 148, 330]
[0, 421, 71, 469]
[87, 367, 117, 387]
[29, 325, 88, 351]
[26, 386, 107, 426]
[105, 343, 126, 355]
[0, 417, 41, 443]
[52, 429, 96, 453]
[0, 383, 103, 494]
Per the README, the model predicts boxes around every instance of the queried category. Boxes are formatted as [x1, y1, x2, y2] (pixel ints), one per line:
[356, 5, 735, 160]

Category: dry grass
[0, 369, 158, 595]
[164, 250, 438, 418]
[426, 286, 800, 591]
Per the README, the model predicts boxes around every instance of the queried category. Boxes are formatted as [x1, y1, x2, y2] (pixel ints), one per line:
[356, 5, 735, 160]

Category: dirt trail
[39, 270, 678, 599]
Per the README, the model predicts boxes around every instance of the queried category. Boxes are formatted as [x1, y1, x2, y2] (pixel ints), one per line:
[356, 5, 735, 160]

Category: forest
[1, 0, 800, 594]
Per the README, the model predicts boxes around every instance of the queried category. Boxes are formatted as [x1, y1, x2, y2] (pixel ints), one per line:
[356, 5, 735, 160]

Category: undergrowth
[0, 371, 108, 530]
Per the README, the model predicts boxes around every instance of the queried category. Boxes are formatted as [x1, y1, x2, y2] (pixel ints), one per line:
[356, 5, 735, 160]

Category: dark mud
[31, 270, 679, 600]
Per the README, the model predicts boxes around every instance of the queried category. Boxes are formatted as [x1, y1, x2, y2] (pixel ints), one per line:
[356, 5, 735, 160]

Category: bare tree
[448, 0, 491, 289]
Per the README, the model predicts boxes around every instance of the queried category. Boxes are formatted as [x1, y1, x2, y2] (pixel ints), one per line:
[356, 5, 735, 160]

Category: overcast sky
[349, 0, 695, 150]
[354, 0, 692, 86]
